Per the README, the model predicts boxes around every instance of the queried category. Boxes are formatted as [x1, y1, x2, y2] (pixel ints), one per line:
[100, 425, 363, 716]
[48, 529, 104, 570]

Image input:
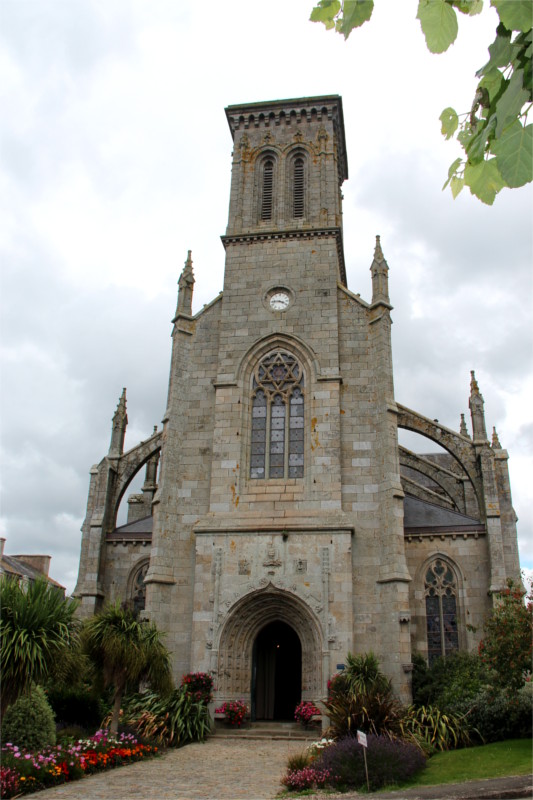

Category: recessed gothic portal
[253, 620, 301, 721]
[215, 584, 324, 701]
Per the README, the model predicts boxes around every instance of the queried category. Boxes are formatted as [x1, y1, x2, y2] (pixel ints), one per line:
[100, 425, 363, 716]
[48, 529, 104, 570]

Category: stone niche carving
[238, 559, 251, 575]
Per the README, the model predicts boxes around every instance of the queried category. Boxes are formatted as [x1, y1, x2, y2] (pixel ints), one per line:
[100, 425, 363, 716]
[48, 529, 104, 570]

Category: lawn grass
[396, 739, 532, 789]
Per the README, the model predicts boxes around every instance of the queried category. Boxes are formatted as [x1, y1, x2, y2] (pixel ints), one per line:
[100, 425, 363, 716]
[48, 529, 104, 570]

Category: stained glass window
[250, 351, 304, 479]
[424, 559, 459, 665]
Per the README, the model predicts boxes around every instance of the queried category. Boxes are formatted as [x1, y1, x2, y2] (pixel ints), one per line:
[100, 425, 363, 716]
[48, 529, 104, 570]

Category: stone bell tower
[140, 95, 412, 709]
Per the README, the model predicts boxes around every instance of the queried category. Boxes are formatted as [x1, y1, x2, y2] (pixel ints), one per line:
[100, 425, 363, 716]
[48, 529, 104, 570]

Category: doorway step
[212, 721, 321, 741]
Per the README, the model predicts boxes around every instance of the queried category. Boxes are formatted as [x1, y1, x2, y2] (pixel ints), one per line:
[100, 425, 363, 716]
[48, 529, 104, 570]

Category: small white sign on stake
[357, 730, 370, 791]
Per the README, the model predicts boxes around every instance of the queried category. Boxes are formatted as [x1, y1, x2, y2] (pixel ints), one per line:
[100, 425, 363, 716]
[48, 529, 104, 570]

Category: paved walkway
[24, 737, 532, 800]
[24, 738, 300, 800]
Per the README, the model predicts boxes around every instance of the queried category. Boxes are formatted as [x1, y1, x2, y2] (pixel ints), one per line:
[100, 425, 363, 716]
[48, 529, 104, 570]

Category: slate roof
[404, 495, 484, 532]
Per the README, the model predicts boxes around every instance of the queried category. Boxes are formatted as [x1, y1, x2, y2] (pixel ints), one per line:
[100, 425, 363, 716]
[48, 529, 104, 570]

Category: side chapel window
[250, 350, 304, 479]
[130, 562, 149, 616]
[261, 159, 274, 221]
[424, 559, 459, 665]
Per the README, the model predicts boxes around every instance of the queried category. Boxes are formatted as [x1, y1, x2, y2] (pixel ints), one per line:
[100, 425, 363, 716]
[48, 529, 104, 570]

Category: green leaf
[465, 117, 495, 162]
[310, 0, 341, 27]
[450, 176, 465, 198]
[448, 156, 463, 179]
[491, 121, 533, 187]
[477, 26, 513, 75]
[417, 0, 459, 53]
[479, 68, 505, 102]
[464, 158, 506, 203]
[452, 0, 483, 15]
[440, 107, 459, 139]
[338, 0, 374, 38]
[491, 0, 532, 33]
[494, 67, 529, 136]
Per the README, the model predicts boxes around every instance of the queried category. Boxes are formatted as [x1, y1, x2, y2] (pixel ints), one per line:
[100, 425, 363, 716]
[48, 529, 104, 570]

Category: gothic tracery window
[130, 561, 148, 616]
[424, 559, 459, 665]
[250, 350, 304, 479]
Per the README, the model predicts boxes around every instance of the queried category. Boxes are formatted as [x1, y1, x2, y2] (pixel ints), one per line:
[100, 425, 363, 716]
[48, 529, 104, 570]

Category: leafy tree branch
[310, 0, 532, 204]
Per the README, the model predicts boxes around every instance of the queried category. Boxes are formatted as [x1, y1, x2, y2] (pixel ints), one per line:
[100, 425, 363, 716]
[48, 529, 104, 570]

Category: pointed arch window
[261, 159, 274, 221]
[424, 559, 459, 665]
[250, 350, 304, 479]
[293, 157, 305, 218]
[129, 561, 149, 616]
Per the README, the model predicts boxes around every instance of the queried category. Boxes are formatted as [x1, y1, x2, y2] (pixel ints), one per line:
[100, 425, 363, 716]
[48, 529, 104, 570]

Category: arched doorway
[215, 584, 324, 706]
[252, 620, 301, 721]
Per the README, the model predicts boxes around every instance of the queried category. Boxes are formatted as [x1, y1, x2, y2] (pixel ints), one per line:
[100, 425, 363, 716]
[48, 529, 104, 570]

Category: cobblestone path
[24, 738, 302, 800]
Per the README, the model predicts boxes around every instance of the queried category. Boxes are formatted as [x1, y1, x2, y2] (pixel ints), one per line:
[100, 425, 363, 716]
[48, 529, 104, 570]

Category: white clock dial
[269, 292, 290, 311]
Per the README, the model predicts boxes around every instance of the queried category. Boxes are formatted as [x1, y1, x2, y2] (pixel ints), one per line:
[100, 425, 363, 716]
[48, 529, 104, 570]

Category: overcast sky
[1, 0, 531, 594]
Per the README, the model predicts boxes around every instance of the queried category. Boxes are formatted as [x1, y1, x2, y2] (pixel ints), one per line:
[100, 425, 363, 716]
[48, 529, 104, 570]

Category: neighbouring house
[0, 537, 65, 593]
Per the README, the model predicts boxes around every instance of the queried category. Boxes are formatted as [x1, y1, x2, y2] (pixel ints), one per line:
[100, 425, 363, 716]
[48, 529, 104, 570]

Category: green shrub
[123, 687, 212, 746]
[47, 686, 104, 730]
[465, 684, 532, 743]
[412, 651, 490, 711]
[1, 686, 56, 749]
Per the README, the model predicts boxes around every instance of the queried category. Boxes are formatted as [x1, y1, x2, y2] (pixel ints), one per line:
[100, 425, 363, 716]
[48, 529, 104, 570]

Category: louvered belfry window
[424, 559, 459, 665]
[293, 157, 304, 218]
[250, 350, 304, 479]
[261, 159, 274, 221]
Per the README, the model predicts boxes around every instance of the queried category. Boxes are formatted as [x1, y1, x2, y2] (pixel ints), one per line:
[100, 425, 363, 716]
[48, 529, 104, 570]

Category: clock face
[269, 291, 290, 311]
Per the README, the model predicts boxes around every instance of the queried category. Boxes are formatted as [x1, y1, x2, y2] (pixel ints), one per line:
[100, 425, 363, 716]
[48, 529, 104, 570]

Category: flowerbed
[0, 730, 158, 798]
[181, 671, 214, 705]
[294, 700, 321, 725]
[214, 700, 248, 726]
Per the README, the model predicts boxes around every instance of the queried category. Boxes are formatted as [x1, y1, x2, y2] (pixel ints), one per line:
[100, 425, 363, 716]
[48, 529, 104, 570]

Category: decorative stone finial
[469, 370, 487, 442]
[374, 235, 384, 262]
[176, 250, 195, 316]
[460, 413, 470, 438]
[492, 426, 502, 449]
[109, 388, 128, 456]
[370, 235, 390, 305]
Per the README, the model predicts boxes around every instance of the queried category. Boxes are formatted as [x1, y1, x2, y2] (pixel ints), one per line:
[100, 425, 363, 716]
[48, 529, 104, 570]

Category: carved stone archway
[215, 583, 324, 701]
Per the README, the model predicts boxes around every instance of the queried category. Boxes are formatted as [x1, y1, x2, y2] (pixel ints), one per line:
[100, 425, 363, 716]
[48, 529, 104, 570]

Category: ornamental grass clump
[400, 704, 472, 753]
[315, 734, 426, 791]
[124, 687, 212, 747]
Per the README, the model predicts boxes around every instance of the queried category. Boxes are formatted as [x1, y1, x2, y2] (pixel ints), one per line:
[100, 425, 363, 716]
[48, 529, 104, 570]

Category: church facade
[74, 96, 520, 714]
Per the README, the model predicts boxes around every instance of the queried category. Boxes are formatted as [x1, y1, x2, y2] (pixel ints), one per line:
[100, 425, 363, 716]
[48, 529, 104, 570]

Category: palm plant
[326, 652, 403, 739]
[0, 577, 80, 716]
[83, 603, 172, 734]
